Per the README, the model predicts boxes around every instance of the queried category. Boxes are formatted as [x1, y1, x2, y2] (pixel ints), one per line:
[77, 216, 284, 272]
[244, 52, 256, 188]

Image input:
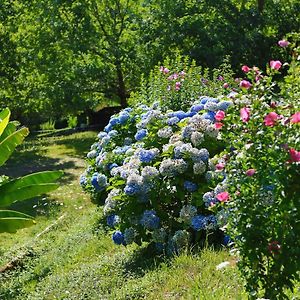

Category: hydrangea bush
[81, 96, 234, 253]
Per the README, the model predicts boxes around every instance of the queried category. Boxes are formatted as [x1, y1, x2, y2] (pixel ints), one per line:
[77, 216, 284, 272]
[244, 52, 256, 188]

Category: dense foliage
[1, 0, 299, 124]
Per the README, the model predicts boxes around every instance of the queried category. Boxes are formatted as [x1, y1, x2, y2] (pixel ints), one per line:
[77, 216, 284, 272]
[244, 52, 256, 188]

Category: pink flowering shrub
[217, 38, 300, 299]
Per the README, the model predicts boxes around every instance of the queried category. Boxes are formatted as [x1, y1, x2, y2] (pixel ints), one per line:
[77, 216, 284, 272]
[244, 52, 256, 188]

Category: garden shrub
[217, 37, 300, 299]
[80, 96, 235, 253]
[129, 54, 235, 112]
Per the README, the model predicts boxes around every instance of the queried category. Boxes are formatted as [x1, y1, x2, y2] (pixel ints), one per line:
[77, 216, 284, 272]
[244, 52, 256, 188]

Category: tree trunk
[116, 60, 127, 108]
[257, 0, 265, 13]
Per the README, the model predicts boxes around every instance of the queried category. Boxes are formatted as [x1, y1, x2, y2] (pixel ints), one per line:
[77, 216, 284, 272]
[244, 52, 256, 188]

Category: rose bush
[216, 36, 300, 299]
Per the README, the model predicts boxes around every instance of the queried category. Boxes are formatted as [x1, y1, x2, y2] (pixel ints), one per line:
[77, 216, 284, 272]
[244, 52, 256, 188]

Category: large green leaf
[0, 183, 60, 208]
[0, 210, 35, 233]
[0, 127, 29, 167]
[0, 108, 10, 137]
[1, 171, 63, 192]
[0, 121, 17, 143]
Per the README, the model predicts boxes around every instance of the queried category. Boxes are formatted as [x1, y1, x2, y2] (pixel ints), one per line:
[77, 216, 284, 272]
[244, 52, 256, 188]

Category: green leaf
[0, 108, 10, 137]
[0, 183, 60, 208]
[2, 171, 63, 192]
[0, 210, 35, 233]
[0, 127, 29, 167]
[0, 122, 17, 143]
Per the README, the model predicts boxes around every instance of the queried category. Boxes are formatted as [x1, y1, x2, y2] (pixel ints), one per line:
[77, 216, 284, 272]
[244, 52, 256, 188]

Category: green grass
[0, 131, 296, 299]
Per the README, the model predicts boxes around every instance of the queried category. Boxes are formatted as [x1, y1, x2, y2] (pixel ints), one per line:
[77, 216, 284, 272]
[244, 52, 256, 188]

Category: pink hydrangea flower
[241, 65, 251, 73]
[245, 169, 256, 176]
[264, 112, 279, 126]
[239, 80, 252, 89]
[291, 112, 300, 124]
[270, 60, 282, 70]
[278, 40, 289, 47]
[216, 192, 230, 202]
[240, 107, 250, 122]
[215, 110, 225, 121]
[289, 148, 300, 162]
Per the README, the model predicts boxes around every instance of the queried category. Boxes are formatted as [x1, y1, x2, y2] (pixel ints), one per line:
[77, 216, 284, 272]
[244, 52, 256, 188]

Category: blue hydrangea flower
[135, 129, 148, 141]
[98, 132, 108, 139]
[138, 149, 157, 163]
[191, 104, 204, 113]
[191, 215, 207, 231]
[173, 110, 188, 120]
[223, 235, 232, 246]
[202, 111, 216, 121]
[106, 214, 120, 227]
[184, 181, 198, 192]
[91, 173, 107, 191]
[109, 117, 120, 126]
[108, 130, 118, 138]
[124, 183, 141, 196]
[104, 124, 113, 132]
[198, 148, 209, 162]
[140, 210, 160, 230]
[119, 111, 130, 124]
[217, 101, 233, 111]
[79, 175, 87, 186]
[205, 215, 218, 229]
[167, 116, 180, 125]
[112, 231, 124, 245]
[108, 163, 118, 171]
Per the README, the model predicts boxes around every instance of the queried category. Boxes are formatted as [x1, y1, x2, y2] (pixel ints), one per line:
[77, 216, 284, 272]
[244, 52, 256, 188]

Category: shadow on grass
[121, 244, 170, 278]
[53, 132, 97, 158]
[0, 154, 77, 183]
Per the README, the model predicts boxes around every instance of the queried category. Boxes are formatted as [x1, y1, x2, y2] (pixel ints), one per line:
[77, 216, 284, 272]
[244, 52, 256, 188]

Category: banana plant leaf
[0, 127, 29, 167]
[0, 108, 10, 137]
[0, 210, 35, 233]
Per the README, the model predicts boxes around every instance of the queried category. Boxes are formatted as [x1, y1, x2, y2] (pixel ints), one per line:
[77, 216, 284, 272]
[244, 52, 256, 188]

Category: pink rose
[289, 148, 300, 162]
[270, 60, 282, 70]
[241, 65, 251, 73]
[175, 81, 181, 91]
[239, 80, 252, 89]
[223, 82, 229, 88]
[216, 163, 225, 170]
[215, 110, 225, 121]
[264, 112, 279, 126]
[216, 192, 230, 202]
[278, 40, 289, 47]
[291, 112, 300, 124]
[240, 107, 250, 122]
[245, 169, 256, 176]
[214, 122, 224, 129]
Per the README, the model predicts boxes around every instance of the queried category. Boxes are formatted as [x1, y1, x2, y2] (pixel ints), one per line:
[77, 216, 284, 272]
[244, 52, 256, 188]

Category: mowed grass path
[0, 131, 247, 299]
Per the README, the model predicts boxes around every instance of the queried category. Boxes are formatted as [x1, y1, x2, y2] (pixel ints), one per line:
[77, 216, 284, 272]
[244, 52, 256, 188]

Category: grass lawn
[0, 131, 296, 299]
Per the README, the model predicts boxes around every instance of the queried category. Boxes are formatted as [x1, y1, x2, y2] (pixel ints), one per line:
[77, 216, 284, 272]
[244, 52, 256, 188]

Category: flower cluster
[81, 96, 232, 253]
